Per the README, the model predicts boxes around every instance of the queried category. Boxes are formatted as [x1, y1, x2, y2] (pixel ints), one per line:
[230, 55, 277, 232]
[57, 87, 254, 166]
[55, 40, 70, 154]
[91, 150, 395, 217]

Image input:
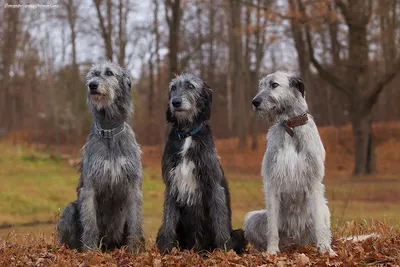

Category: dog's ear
[120, 69, 132, 91]
[125, 72, 132, 90]
[203, 82, 212, 103]
[197, 82, 212, 121]
[166, 104, 176, 124]
[289, 76, 305, 98]
[126, 76, 132, 89]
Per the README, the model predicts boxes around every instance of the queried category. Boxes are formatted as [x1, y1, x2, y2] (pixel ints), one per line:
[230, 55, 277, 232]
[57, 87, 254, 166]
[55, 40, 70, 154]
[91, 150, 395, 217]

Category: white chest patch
[102, 156, 129, 184]
[170, 137, 198, 205]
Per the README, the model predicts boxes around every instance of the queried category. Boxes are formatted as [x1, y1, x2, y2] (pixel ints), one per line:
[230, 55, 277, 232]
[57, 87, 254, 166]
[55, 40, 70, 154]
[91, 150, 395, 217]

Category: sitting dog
[57, 61, 144, 252]
[244, 71, 336, 256]
[156, 73, 246, 254]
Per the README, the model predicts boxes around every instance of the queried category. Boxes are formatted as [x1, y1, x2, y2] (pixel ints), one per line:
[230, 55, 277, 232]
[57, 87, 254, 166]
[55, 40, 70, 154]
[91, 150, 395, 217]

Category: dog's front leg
[126, 183, 145, 253]
[209, 184, 231, 250]
[265, 187, 280, 254]
[311, 182, 337, 257]
[156, 190, 180, 254]
[79, 188, 99, 251]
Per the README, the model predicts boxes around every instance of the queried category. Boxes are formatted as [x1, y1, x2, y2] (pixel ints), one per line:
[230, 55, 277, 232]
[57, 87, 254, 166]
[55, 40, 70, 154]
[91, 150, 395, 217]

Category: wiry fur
[244, 71, 336, 256]
[156, 73, 246, 254]
[57, 61, 144, 252]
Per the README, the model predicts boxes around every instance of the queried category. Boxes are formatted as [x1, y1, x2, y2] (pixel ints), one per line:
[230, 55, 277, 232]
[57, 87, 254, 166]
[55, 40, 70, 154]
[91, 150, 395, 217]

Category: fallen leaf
[296, 253, 310, 267]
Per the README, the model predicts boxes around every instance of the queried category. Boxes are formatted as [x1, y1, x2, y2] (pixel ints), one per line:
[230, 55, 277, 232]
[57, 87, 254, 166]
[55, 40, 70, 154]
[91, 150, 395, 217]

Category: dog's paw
[156, 235, 175, 254]
[81, 243, 98, 252]
[266, 246, 280, 255]
[228, 229, 247, 254]
[318, 246, 337, 257]
[128, 238, 145, 254]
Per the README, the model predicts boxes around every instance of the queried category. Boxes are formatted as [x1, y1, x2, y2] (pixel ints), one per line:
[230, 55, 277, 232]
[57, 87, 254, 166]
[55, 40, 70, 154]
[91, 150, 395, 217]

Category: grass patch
[0, 142, 400, 241]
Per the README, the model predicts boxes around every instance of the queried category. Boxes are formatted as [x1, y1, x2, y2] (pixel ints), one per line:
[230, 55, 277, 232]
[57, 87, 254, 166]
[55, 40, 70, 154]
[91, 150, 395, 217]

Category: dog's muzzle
[89, 81, 100, 95]
[172, 98, 182, 108]
[252, 97, 262, 108]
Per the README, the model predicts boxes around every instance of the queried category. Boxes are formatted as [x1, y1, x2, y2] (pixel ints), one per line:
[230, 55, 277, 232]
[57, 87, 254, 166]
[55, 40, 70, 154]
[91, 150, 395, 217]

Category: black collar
[94, 122, 126, 139]
[175, 122, 204, 140]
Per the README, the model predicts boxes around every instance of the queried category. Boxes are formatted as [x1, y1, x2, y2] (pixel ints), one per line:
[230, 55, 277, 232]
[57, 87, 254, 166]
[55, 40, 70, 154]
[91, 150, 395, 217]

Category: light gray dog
[244, 71, 336, 256]
[57, 61, 144, 252]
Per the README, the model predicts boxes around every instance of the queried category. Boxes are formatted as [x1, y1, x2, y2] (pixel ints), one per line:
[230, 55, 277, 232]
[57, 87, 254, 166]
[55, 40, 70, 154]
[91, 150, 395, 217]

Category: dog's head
[252, 71, 307, 122]
[85, 61, 132, 113]
[166, 73, 212, 125]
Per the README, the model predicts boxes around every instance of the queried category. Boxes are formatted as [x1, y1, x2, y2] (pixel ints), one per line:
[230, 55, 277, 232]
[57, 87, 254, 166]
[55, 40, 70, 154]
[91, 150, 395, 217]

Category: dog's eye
[187, 83, 195, 90]
[105, 70, 113, 76]
[271, 83, 279, 89]
[171, 85, 177, 91]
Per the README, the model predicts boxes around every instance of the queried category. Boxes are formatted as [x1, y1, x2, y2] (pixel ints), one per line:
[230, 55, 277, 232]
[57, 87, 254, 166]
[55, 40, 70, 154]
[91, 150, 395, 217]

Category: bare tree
[207, 0, 216, 84]
[228, 0, 247, 149]
[0, 0, 21, 131]
[249, 0, 270, 149]
[296, 0, 400, 174]
[165, 0, 182, 79]
[117, 0, 129, 66]
[93, 0, 114, 61]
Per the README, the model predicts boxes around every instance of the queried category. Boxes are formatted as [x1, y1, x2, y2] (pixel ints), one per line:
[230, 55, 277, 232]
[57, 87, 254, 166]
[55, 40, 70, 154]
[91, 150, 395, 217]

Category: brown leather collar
[282, 113, 308, 137]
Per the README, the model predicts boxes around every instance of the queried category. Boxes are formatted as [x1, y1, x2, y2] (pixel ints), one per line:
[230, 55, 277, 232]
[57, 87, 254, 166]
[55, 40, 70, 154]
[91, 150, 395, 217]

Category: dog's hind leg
[57, 201, 82, 250]
[244, 210, 268, 251]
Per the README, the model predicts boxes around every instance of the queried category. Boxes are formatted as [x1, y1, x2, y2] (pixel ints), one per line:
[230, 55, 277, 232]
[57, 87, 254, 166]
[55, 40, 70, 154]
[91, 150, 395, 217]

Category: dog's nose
[252, 98, 262, 107]
[89, 81, 99, 90]
[172, 98, 182, 108]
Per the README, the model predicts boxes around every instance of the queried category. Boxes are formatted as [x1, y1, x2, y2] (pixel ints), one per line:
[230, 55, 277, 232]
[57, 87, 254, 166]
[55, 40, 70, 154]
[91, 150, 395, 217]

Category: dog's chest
[264, 127, 313, 191]
[84, 141, 136, 186]
[170, 137, 199, 205]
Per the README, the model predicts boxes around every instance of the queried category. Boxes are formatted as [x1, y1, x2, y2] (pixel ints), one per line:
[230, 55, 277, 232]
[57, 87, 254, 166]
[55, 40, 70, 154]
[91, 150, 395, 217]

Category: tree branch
[366, 59, 400, 109]
[335, 0, 349, 22]
[164, 0, 172, 26]
[93, 0, 107, 40]
[305, 29, 349, 95]
[299, 0, 349, 95]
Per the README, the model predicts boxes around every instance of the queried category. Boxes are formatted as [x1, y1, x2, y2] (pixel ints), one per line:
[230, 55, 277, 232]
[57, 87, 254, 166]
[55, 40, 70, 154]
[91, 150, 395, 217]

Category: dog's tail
[228, 229, 247, 254]
[243, 210, 268, 250]
[342, 233, 380, 242]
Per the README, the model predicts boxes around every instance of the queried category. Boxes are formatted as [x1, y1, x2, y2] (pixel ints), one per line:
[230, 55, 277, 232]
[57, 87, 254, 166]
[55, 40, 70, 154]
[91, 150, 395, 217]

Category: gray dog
[57, 61, 144, 252]
[244, 71, 336, 256]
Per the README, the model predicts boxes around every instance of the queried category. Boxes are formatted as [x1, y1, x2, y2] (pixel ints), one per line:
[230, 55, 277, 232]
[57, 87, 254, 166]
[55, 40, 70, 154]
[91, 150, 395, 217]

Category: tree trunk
[93, 0, 113, 61]
[153, 0, 165, 151]
[148, 54, 154, 116]
[117, 0, 127, 66]
[351, 109, 376, 175]
[228, 0, 246, 149]
[207, 1, 215, 84]
[165, 0, 181, 80]
[1, 2, 20, 131]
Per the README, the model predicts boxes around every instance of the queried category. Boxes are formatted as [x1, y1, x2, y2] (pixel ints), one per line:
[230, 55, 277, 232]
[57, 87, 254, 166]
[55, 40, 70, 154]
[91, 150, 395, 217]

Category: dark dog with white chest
[156, 73, 247, 254]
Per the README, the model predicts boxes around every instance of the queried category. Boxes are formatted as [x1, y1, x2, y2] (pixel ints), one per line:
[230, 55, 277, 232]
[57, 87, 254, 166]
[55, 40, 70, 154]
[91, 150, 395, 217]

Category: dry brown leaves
[1, 222, 400, 267]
